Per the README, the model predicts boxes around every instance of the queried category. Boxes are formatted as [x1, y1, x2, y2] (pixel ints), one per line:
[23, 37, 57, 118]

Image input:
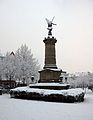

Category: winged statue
[45, 17, 56, 36]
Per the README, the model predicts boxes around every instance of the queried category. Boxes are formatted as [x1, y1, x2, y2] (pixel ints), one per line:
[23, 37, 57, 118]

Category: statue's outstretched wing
[45, 18, 51, 24]
[51, 16, 55, 22]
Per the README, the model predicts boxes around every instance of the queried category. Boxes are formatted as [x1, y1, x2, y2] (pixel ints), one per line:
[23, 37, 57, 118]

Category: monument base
[39, 68, 62, 83]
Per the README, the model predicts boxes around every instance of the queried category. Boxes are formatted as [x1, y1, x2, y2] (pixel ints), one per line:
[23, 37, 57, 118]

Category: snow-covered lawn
[0, 89, 93, 120]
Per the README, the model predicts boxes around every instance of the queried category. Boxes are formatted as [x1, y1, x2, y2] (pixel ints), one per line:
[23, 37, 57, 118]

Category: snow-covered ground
[0, 89, 93, 120]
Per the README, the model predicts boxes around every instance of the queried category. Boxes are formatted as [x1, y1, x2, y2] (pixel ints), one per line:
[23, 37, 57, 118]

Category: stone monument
[10, 18, 85, 103]
[39, 17, 62, 83]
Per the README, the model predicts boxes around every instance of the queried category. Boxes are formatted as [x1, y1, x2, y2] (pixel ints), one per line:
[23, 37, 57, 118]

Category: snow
[0, 89, 93, 120]
[29, 83, 70, 87]
[39, 68, 62, 72]
[11, 86, 84, 97]
[49, 68, 62, 71]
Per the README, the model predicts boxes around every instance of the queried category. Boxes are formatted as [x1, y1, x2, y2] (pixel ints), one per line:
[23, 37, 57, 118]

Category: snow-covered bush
[68, 72, 93, 90]
[0, 59, 3, 80]
[10, 87, 85, 103]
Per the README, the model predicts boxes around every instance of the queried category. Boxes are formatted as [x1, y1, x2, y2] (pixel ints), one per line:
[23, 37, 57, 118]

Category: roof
[10, 51, 15, 56]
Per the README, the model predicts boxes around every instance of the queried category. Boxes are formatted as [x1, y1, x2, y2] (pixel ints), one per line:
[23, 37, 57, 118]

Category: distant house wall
[0, 80, 16, 89]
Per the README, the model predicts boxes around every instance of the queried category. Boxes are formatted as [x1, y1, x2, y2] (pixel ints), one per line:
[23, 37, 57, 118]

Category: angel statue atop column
[45, 16, 56, 36]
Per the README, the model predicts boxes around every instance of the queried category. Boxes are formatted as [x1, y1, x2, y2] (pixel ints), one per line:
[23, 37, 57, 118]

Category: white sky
[0, 0, 93, 73]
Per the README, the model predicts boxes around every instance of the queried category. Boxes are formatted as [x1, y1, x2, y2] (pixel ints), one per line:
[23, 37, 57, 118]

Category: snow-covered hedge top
[29, 83, 70, 87]
[11, 87, 84, 97]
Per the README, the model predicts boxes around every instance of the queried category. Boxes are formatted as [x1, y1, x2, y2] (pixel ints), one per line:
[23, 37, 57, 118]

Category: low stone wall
[10, 87, 85, 103]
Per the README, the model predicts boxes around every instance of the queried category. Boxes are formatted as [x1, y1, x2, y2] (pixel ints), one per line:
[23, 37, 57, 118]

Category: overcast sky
[0, 0, 93, 73]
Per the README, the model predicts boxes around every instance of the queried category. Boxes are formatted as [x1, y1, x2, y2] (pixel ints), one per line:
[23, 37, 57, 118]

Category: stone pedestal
[43, 37, 57, 69]
[39, 68, 62, 83]
[39, 36, 62, 83]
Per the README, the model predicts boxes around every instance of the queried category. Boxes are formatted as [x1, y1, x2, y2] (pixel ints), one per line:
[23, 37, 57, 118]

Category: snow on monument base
[29, 83, 70, 90]
[10, 87, 85, 103]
